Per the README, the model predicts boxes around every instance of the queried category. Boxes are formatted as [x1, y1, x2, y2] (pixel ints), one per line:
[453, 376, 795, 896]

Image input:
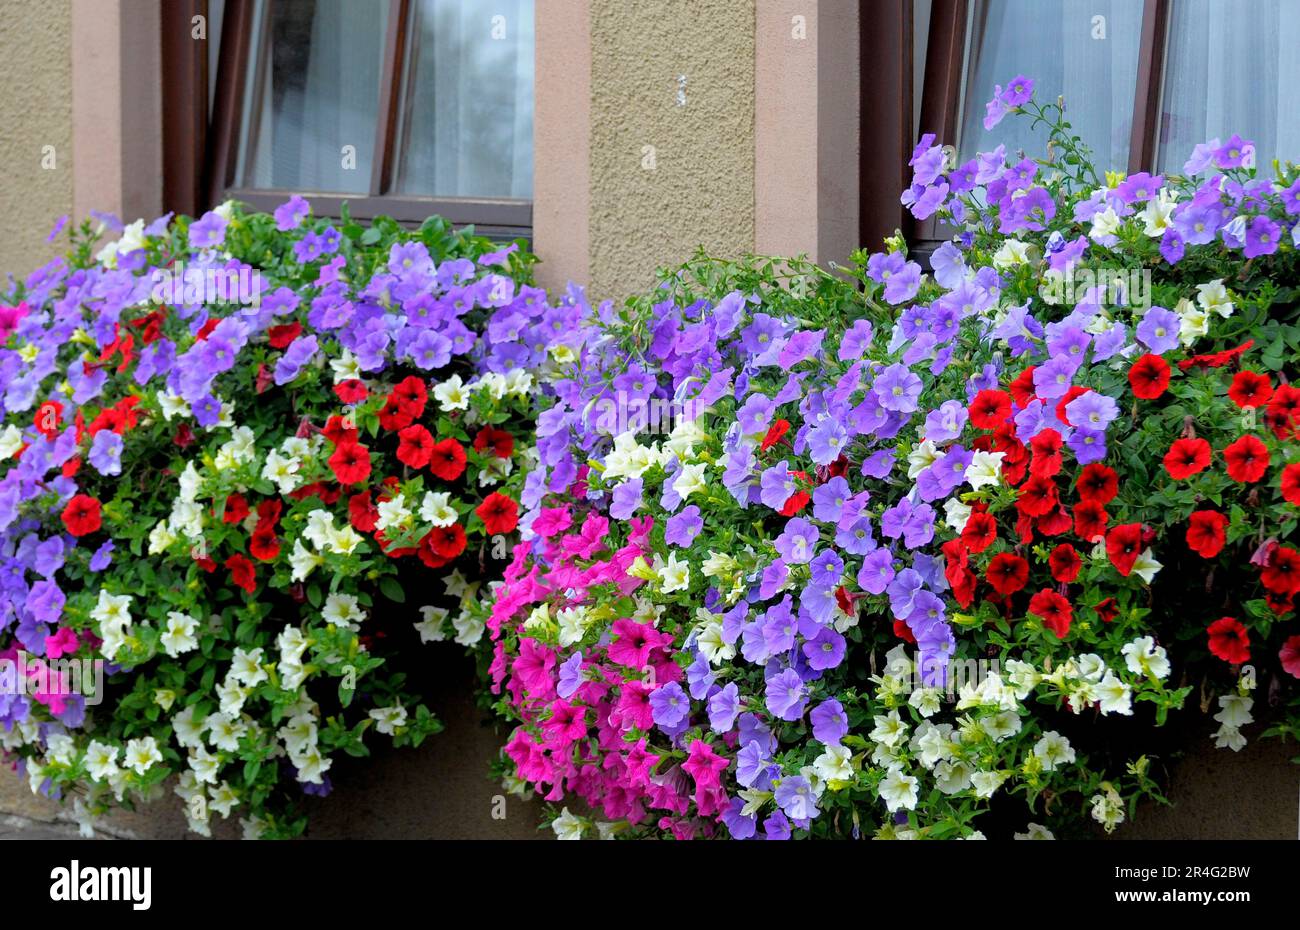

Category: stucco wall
[588, 0, 756, 299]
[0, 0, 74, 286]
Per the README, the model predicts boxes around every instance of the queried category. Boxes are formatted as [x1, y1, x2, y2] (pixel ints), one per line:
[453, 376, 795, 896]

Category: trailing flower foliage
[485, 81, 1300, 839]
[0, 201, 581, 837]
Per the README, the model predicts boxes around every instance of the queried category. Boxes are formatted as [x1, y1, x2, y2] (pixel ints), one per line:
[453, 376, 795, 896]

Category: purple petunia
[649, 681, 690, 729]
[765, 667, 807, 722]
[774, 517, 818, 565]
[665, 505, 703, 547]
[1135, 306, 1180, 355]
[873, 363, 922, 413]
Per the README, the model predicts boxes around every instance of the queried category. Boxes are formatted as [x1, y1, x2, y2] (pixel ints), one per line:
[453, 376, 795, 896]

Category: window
[861, 0, 1298, 255]
[1157, 0, 1300, 172]
[163, 0, 534, 238]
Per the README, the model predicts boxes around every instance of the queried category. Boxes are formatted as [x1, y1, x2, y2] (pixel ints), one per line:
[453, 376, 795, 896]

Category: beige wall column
[755, 0, 860, 269]
[534, 0, 593, 294]
[0, 0, 74, 280]
[71, 0, 162, 228]
[587, 0, 756, 300]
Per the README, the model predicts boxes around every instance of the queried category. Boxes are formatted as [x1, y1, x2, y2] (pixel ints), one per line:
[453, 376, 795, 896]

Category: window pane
[237, 0, 389, 194]
[392, 0, 534, 198]
[1158, 0, 1300, 172]
[959, 0, 1142, 170]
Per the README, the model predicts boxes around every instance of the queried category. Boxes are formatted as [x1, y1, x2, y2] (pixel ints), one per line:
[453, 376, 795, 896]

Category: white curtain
[1159, 0, 1300, 171]
[392, 0, 535, 198]
[959, 0, 1142, 171]
[242, 0, 388, 194]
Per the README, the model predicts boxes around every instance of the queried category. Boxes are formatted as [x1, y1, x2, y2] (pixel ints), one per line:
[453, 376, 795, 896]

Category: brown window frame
[860, 0, 1173, 259]
[162, 0, 533, 240]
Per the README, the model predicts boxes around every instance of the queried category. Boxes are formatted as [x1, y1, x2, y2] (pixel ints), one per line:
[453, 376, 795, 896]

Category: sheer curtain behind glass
[238, 0, 388, 194]
[393, 0, 534, 198]
[1159, 0, 1300, 171]
[959, 0, 1141, 169]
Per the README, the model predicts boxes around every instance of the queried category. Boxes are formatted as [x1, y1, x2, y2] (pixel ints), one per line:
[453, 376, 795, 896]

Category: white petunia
[415, 606, 449, 643]
[123, 737, 163, 776]
[1032, 730, 1076, 771]
[964, 450, 1005, 491]
[160, 611, 200, 657]
[369, 704, 408, 736]
[877, 765, 919, 812]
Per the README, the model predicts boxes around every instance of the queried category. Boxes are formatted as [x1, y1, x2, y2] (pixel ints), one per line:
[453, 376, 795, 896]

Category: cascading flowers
[485, 78, 1300, 839]
[0, 199, 582, 837]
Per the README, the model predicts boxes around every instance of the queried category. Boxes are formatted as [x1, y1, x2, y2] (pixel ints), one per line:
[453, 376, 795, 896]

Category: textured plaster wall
[589, 0, 756, 300]
[0, 0, 74, 285]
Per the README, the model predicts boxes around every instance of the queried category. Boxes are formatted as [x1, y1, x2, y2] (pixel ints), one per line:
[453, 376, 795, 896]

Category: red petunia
[418, 530, 451, 569]
[334, 379, 368, 404]
[1009, 366, 1037, 407]
[892, 619, 916, 644]
[1177, 339, 1252, 371]
[427, 523, 467, 559]
[249, 526, 280, 562]
[329, 441, 372, 485]
[256, 499, 282, 528]
[61, 494, 102, 537]
[349, 491, 379, 532]
[255, 363, 274, 395]
[1048, 543, 1082, 583]
[1262, 545, 1300, 595]
[1093, 597, 1119, 623]
[475, 492, 519, 535]
[1029, 589, 1073, 638]
[428, 438, 467, 481]
[969, 389, 1012, 430]
[1163, 437, 1211, 480]
[1016, 474, 1058, 517]
[1029, 428, 1063, 479]
[267, 322, 303, 349]
[779, 491, 811, 516]
[1227, 370, 1272, 409]
[1128, 354, 1171, 400]
[1281, 463, 1300, 506]
[961, 512, 997, 553]
[1266, 590, 1295, 616]
[391, 375, 428, 418]
[223, 493, 250, 525]
[323, 414, 358, 446]
[195, 317, 220, 341]
[1206, 617, 1250, 664]
[761, 419, 790, 451]
[173, 423, 195, 449]
[1075, 463, 1119, 505]
[1223, 434, 1269, 483]
[942, 539, 976, 608]
[1105, 522, 1144, 576]
[225, 554, 256, 594]
[1265, 384, 1300, 440]
[473, 426, 514, 459]
[396, 424, 434, 469]
[1073, 499, 1108, 542]
[377, 395, 414, 432]
[1185, 510, 1228, 558]
[34, 400, 62, 439]
[1035, 504, 1073, 537]
[985, 552, 1029, 595]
